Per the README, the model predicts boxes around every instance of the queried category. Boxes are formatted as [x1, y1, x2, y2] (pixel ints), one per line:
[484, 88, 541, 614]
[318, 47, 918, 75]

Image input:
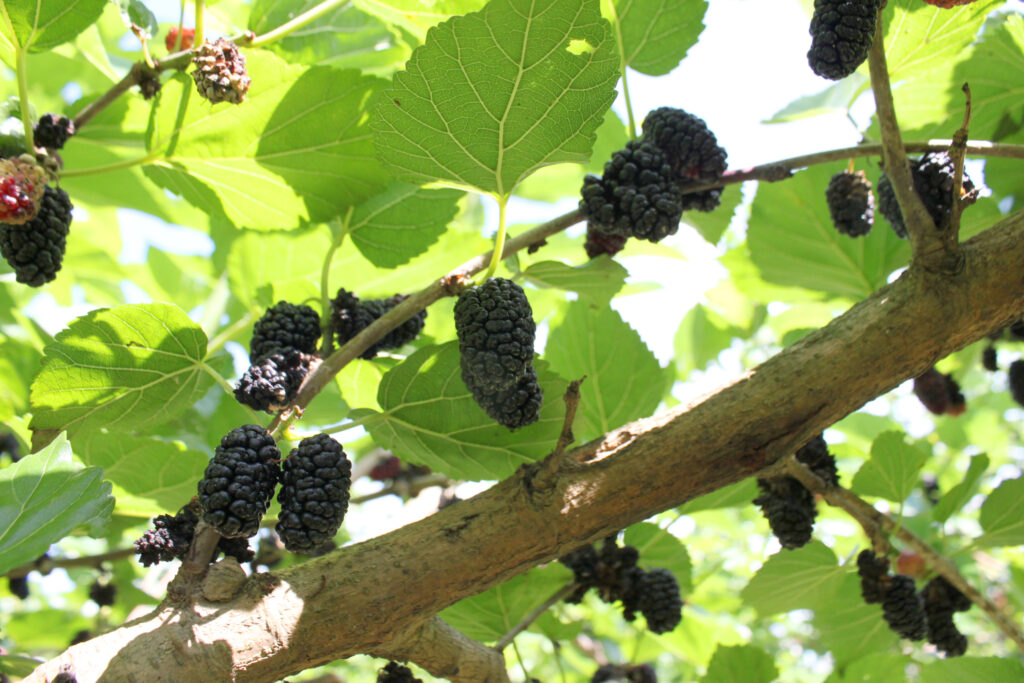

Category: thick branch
[375, 617, 510, 683]
[27, 209, 1024, 682]
[785, 458, 1024, 652]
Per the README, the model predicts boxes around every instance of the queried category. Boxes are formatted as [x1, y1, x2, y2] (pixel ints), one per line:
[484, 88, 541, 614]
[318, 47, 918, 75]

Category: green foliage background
[1, 0, 1023, 681]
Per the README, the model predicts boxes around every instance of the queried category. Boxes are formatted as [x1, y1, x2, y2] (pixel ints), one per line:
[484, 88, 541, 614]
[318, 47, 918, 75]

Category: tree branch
[785, 457, 1024, 652]
[4, 549, 135, 580]
[494, 583, 578, 651]
[376, 617, 510, 682]
[949, 83, 973, 239]
[532, 378, 585, 493]
[26, 209, 1024, 682]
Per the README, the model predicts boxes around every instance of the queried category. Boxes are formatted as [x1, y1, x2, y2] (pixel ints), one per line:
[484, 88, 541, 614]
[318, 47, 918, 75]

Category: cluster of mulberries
[878, 152, 977, 238]
[826, 170, 874, 237]
[580, 108, 727, 255]
[1, 184, 73, 287]
[197, 425, 282, 539]
[454, 278, 542, 429]
[807, 0, 882, 80]
[134, 500, 255, 566]
[235, 301, 321, 412]
[88, 579, 116, 607]
[913, 366, 966, 417]
[191, 38, 251, 104]
[856, 551, 972, 654]
[754, 435, 837, 549]
[275, 434, 352, 554]
[560, 536, 683, 634]
[330, 288, 426, 358]
[592, 663, 657, 683]
[34, 114, 75, 150]
[377, 662, 422, 683]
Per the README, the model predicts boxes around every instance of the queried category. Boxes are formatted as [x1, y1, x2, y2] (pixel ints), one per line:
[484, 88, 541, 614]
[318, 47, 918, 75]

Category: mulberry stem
[320, 208, 353, 353]
[248, 0, 350, 49]
[15, 48, 33, 150]
[605, 0, 637, 139]
[194, 0, 205, 47]
[483, 195, 509, 281]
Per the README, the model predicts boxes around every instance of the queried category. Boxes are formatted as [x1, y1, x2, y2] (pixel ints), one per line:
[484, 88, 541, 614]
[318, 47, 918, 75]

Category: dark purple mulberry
[34, 114, 75, 150]
[234, 349, 311, 412]
[637, 568, 683, 634]
[275, 434, 352, 554]
[197, 425, 281, 539]
[377, 661, 422, 683]
[878, 152, 976, 238]
[249, 301, 321, 362]
[826, 170, 874, 236]
[0, 185, 72, 286]
[807, 0, 882, 80]
[856, 549, 889, 604]
[641, 107, 728, 211]
[881, 574, 927, 640]
[330, 288, 426, 358]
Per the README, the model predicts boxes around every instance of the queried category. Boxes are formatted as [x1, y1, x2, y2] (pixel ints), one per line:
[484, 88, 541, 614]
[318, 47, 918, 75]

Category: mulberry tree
[2, 1, 1024, 682]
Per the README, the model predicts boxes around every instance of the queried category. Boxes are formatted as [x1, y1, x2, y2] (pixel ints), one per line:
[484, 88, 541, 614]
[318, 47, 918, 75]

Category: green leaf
[701, 644, 777, 683]
[0, 0, 106, 63]
[977, 476, 1024, 548]
[0, 654, 44, 677]
[112, 0, 158, 38]
[828, 653, 913, 683]
[747, 164, 909, 298]
[352, 0, 488, 42]
[739, 541, 846, 616]
[932, 453, 988, 523]
[679, 478, 758, 514]
[28, 303, 214, 447]
[685, 184, 741, 245]
[349, 183, 463, 268]
[226, 224, 329, 309]
[372, 0, 620, 196]
[614, 0, 707, 76]
[920, 657, 1024, 683]
[673, 304, 742, 376]
[883, 0, 996, 83]
[0, 433, 113, 576]
[850, 431, 929, 503]
[440, 564, 572, 642]
[522, 257, 627, 308]
[624, 522, 692, 593]
[764, 75, 867, 123]
[72, 432, 208, 516]
[545, 301, 665, 442]
[814, 574, 899, 668]
[335, 359, 389, 412]
[364, 342, 566, 481]
[144, 54, 390, 230]
[249, 0, 411, 74]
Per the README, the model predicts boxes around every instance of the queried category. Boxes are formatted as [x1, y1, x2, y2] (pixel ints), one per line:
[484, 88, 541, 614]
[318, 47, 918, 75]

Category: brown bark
[27, 209, 1024, 682]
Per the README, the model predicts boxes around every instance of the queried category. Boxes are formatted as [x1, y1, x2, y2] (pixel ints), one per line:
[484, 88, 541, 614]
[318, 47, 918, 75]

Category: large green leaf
[932, 453, 988, 523]
[624, 522, 692, 593]
[701, 644, 777, 683]
[249, 0, 411, 74]
[920, 657, 1024, 683]
[73, 432, 208, 516]
[362, 342, 566, 480]
[739, 542, 846, 616]
[747, 164, 909, 298]
[0, 0, 106, 65]
[685, 184, 742, 245]
[679, 478, 758, 514]
[144, 53, 390, 230]
[814, 574, 900, 668]
[764, 75, 867, 123]
[545, 300, 665, 442]
[827, 653, 912, 683]
[613, 0, 707, 76]
[850, 431, 929, 504]
[0, 433, 113, 576]
[349, 183, 463, 267]
[883, 0, 996, 83]
[440, 564, 572, 642]
[352, 0, 487, 41]
[977, 476, 1024, 548]
[522, 257, 627, 308]
[372, 0, 620, 196]
[673, 304, 743, 377]
[29, 303, 214, 447]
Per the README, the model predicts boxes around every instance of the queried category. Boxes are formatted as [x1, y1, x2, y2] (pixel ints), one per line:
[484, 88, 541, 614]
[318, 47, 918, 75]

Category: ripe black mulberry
[807, 0, 881, 80]
[637, 568, 683, 634]
[377, 662, 422, 683]
[1009, 360, 1024, 408]
[34, 114, 75, 150]
[981, 345, 997, 372]
[826, 170, 874, 237]
[88, 580, 116, 607]
[922, 575, 970, 657]
[641, 107, 727, 212]
[878, 153, 976, 238]
[197, 425, 281, 539]
[856, 549, 889, 604]
[136, 501, 256, 566]
[753, 482, 817, 549]
[8, 576, 29, 599]
[881, 574, 927, 640]
[249, 301, 321, 363]
[275, 433, 352, 554]
[0, 185, 72, 286]
[191, 38, 251, 104]
[580, 140, 684, 243]
[330, 288, 426, 358]
[913, 367, 966, 416]
[234, 349, 311, 412]
[454, 278, 542, 429]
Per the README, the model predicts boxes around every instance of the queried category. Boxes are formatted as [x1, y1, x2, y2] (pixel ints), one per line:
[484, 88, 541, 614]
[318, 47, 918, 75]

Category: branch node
[529, 378, 586, 495]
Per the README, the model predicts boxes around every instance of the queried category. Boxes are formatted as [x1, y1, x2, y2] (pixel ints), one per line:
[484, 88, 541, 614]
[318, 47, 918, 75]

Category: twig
[350, 473, 453, 504]
[867, 9, 953, 270]
[785, 458, 1024, 653]
[949, 83, 973, 238]
[494, 582, 578, 651]
[167, 521, 221, 600]
[5, 548, 135, 579]
[531, 378, 586, 494]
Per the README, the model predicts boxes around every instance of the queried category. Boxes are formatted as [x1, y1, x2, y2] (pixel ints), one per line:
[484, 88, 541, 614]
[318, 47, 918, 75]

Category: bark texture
[27, 210, 1024, 682]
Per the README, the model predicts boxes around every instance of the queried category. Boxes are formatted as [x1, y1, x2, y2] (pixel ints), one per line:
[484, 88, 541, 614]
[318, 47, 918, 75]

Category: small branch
[495, 582, 578, 651]
[531, 378, 586, 493]
[246, 0, 350, 48]
[167, 521, 220, 600]
[350, 473, 453, 504]
[72, 57, 185, 132]
[16, 48, 34, 150]
[5, 548, 135, 580]
[867, 10, 953, 270]
[378, 617, 511, 683]
[949, 83, 973, 239]
[785, 459, 1024, 653]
